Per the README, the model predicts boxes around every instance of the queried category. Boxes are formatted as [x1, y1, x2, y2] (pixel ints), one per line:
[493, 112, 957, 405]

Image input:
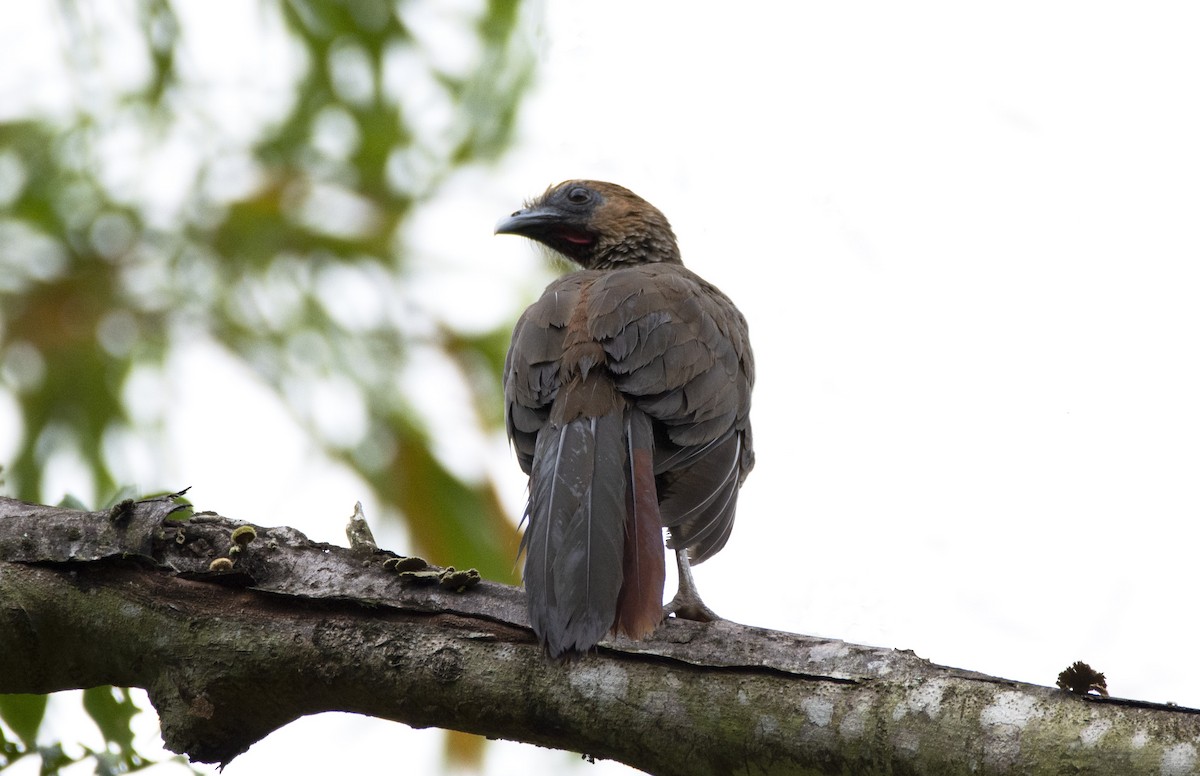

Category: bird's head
[495, 180, 681, 269]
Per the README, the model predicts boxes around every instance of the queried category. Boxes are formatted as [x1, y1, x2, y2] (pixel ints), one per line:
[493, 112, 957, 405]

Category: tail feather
[614, 408, 666, 639]
[525, 412, 627, 657]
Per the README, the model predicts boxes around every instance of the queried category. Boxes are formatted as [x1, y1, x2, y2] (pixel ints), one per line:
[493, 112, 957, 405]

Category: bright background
[8, 2, 1200, 774]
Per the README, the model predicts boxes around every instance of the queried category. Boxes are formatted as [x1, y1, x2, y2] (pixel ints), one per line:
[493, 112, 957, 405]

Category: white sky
[485, 0, 1200, 709]
[7, 2, 1200, 775]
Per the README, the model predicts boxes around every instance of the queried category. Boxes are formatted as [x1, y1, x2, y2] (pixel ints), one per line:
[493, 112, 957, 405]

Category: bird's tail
[614, 408, 666, 639]
[523, 384, 664, 657]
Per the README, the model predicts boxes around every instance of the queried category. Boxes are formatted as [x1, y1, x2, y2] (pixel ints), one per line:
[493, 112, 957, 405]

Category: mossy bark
[2, 495, 1198, 774]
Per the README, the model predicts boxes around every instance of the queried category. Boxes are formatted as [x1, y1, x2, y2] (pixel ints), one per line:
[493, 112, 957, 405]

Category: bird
[497, 180, 754, 658]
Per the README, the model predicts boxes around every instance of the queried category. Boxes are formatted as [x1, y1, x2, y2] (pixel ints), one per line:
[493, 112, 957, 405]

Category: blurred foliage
[0, 0, 534, 770]
[0, 694, 45, 753]
[80, 687, 140, 770]
[0, 0, 531, 570]
[0, 689, 196, 775]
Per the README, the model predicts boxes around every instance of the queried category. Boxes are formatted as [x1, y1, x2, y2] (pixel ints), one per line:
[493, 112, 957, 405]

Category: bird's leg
[664, 549, 721, 622]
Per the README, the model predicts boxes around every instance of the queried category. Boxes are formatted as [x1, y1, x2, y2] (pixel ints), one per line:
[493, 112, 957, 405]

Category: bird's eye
[566, 187, 591, 204]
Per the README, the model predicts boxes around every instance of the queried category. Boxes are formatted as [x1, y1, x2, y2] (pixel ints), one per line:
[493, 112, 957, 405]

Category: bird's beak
[494, 206, 562, 236]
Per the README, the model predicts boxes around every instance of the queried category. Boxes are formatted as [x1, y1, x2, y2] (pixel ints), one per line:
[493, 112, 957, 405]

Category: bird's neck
[592, 234, 682, 268]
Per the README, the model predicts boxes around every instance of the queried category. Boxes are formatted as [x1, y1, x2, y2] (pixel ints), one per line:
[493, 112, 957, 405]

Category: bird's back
[498, 180, 754, 656]
[505, 262, 754, 563]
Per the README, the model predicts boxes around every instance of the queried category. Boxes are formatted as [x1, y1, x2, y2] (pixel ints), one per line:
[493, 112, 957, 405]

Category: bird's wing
[503, 273, 595, 474]
[586, 264, 755, 563]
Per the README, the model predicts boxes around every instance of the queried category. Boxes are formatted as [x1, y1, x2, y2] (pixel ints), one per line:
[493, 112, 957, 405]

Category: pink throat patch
[559, 230, 593, 246]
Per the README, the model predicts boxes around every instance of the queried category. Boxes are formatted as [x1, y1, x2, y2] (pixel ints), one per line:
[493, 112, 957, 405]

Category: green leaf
[81, 687, 139, 760]
[36, 742, 72, 775]
[55, 494, 90, 511]
[1, 741, 25, 769]
[90, 749, 121, 776]
[0, 694, 47, 749]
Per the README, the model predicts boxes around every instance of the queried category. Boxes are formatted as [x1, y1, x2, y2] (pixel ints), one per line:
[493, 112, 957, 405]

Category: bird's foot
[664, 548, 721, 622]
[663, 592, 720, 623]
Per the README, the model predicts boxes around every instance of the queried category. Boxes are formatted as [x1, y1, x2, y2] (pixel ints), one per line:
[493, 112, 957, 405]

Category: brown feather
[500, 180, 754, 657]
[613, 411, 665, 638]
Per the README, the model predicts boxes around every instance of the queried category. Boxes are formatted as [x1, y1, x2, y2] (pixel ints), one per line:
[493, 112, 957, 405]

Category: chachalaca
[497, 180, 754, 658]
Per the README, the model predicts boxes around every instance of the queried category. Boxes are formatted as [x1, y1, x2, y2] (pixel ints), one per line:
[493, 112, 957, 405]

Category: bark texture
[1, 494, 1198, 774]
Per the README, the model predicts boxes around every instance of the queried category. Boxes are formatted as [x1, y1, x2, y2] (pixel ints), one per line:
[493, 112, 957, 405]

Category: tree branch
[1, 494, 1197, 774]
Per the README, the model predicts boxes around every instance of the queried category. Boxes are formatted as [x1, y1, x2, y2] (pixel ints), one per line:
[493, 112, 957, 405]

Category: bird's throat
[557, 229, 593, 245]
